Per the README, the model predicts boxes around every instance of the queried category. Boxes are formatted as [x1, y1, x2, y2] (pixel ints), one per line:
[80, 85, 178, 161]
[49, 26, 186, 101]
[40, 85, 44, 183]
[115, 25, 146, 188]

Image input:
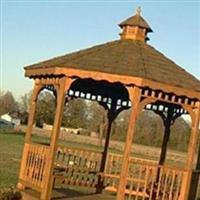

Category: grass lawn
[0, 130, 199, 199]
[0, 132, 24, 188]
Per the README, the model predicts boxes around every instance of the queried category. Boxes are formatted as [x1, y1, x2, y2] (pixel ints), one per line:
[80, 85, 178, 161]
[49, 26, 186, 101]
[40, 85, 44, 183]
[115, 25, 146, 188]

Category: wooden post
[96, 111, 114, 193]
[158, 107, 174, 166]
[116, 87, 141, 200]
[99, 110, 107, 147]
[152, 118, 171, 195]
[40, 77, 72, 200]
[150, 108, 173, 199]
[180, 102, 200, 200]
[188, 140, 200, 199]
[17, 81, 42, 189]
[101, 115, 113, 172]
[158, 121, 170, 165]
[25, 81, 42, 143]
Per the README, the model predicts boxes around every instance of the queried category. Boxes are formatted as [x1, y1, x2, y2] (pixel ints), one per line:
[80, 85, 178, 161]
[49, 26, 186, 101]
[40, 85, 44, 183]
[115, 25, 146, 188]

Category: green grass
[0, 132, 24, 188]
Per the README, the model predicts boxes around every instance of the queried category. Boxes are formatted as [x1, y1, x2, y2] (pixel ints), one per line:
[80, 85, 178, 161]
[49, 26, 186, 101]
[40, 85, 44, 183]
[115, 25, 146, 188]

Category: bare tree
[62, 99, 87, 129]
[0, 90, 5, 97]
[0, 91, 18, 115]
[35, 91, 56, 127]
[18, 90, 32, 124]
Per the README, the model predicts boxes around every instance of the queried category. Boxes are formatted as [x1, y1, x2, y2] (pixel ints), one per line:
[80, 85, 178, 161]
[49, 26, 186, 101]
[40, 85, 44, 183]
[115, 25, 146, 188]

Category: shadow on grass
[0, 129, 25, 135]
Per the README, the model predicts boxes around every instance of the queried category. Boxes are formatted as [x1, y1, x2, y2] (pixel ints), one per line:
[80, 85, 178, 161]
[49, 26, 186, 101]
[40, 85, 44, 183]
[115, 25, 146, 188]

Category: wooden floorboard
[65, 194, 115, 200]
[21, 189, 115, 200]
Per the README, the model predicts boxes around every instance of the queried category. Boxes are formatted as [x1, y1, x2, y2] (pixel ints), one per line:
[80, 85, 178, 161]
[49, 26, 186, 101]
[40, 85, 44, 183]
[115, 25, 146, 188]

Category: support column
[96, 111, 114, 193]
[26, 81, 43, 143]
[182, 102, 200, 200]
[152, 108, 173, 198]
[17, 80, 42, 189]
[116, 87, 141, 200]
[158, 121, 170, 165]
[158, 107, 174, 166]
[188, 141, 200, 199]
[40, 77, 72, 200]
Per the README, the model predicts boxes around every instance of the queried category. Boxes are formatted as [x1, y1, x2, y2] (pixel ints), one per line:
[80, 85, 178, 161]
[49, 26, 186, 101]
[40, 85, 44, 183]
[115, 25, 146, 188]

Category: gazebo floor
[64, 194, 115, 200]
[21, 188, 115, 200]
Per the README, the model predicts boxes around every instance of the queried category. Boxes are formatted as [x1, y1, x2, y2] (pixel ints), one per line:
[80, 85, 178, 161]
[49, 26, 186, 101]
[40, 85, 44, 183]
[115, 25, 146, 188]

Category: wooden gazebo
[17, 8, 200, 200]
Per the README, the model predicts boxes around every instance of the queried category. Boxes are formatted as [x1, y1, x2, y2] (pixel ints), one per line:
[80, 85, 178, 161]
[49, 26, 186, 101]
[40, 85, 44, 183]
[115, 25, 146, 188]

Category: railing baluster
[128, 180, 134, 200]
[29, 144, 35, 180]
[21, 143, 50, 191]
[32, 144, 38, 185]
[37, 146, 43, 187]
[156, 166, 163, 200]
[161, 168, 170, 200]
[135, 164, 142, 200]
[149, 170, 155, 200]
[142, 165, 149, 200]
[174, 171, 182, 200]
[169, 170, 176, 200]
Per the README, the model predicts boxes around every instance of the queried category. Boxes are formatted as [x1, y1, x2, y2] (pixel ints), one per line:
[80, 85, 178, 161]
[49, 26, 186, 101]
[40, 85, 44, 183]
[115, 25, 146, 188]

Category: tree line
[0, 90, 193, 152]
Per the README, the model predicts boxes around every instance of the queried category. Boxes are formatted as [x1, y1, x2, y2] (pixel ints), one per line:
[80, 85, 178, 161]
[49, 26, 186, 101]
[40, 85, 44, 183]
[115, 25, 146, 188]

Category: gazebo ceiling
[69, 78, 129, 102]
[24, 8, 200, 95]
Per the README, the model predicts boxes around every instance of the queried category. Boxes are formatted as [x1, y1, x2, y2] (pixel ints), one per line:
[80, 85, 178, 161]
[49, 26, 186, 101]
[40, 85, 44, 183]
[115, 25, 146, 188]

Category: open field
[20, 125, 188, 166]
[0, 130, 199, 199]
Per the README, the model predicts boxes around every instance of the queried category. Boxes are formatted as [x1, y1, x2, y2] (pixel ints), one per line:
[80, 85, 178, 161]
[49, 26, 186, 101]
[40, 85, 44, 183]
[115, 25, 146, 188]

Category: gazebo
[17, 8, 200, 200]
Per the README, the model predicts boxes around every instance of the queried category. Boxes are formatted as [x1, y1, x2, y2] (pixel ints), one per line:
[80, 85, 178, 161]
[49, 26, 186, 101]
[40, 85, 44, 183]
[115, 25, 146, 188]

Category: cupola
[119, 7, 153, 42]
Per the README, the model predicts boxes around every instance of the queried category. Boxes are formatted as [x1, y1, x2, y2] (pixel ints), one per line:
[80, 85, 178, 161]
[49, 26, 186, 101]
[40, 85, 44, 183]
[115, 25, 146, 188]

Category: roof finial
[135, 6, 141, 16]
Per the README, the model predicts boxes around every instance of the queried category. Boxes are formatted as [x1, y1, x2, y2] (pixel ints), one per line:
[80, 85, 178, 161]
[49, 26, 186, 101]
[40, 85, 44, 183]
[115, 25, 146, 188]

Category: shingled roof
[25, 39, 200, 92]
[119, 11, 153, 32]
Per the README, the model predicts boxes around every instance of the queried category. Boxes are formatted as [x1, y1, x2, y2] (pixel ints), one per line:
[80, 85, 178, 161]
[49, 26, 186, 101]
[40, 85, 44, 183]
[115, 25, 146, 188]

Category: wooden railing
[101, 153, 157, 197]
[53, 147, 187, 200]
[19, 144, 188, 199]
[19, 143, 50, 191]
[101, 153, 186, 200]
[54, 145, 102, 187]
[127, 162, 186, 200]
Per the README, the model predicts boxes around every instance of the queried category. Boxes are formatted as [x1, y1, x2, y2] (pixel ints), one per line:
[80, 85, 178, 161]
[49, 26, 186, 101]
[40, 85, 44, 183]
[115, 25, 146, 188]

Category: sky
[1, 0, 200, 99]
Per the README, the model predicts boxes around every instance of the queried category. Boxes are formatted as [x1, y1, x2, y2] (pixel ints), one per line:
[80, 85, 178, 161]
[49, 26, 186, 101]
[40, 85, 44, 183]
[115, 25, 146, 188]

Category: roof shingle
[119, 14, 153, 32]
[25, 40, 200, 92]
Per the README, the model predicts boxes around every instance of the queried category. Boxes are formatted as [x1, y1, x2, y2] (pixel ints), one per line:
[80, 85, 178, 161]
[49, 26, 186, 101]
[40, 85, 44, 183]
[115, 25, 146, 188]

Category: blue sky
[1, 0, 200, 99]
